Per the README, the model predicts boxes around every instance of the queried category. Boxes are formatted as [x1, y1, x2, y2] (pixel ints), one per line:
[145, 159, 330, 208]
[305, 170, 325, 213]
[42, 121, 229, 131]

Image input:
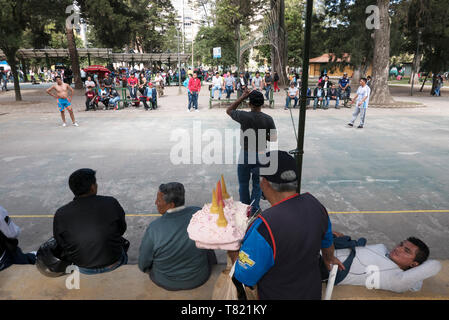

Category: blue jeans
[78, 250, 128, 275]
[285, 96, 298, 108]
[211, 85, 222, 99]
[237, 151, 262, 213]
[191, 91, 199, 109]
[128, 86, 137, 99]
[187, 91, 193, 109]
[327, 96, 340, 108]
[109, 96, 120, 108]
[434, 86, 441, 96]
[225, 85, 233, 98]
[265, 85, 271, 100]
[0, 247, 36, 271]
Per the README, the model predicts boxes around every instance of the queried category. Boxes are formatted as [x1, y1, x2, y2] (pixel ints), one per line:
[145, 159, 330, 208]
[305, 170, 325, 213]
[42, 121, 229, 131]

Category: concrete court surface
[0, 84, 448, 265]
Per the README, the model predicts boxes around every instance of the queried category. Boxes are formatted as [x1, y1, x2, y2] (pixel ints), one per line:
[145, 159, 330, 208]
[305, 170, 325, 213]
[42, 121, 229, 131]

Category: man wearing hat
[230, 150, 343, 299]
[226, 89, 277, 214]
[338, 72, 351, 103]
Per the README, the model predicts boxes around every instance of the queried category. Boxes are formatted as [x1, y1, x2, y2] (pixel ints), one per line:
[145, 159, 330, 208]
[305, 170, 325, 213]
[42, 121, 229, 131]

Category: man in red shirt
[188, 72, 201, 112]
[127, 73, 138, 100]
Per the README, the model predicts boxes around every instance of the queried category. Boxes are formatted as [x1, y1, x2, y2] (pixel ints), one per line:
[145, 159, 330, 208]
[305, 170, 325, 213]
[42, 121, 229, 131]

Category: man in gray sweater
[138, 182, 214, 290]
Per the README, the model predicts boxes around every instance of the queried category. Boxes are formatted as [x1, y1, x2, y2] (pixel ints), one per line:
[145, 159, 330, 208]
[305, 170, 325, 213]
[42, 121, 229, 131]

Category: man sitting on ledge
[320, 231, 442, 293]
[138, 182, 216, 291]
[53, 168, 129, 275]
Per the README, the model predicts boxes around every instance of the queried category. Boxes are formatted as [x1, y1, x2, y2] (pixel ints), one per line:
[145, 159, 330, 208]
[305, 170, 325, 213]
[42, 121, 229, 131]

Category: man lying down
[320, 232, 442, 293]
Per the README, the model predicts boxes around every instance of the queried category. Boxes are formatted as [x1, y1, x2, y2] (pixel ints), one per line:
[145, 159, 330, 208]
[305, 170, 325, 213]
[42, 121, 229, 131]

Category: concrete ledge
[0, 261, 448, 300]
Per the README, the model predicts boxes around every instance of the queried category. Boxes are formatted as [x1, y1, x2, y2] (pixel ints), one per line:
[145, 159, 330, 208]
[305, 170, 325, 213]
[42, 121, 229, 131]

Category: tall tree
[0, 0, 27, 101]
[270, 0, 288, 85]
[370, 0, 394, 104]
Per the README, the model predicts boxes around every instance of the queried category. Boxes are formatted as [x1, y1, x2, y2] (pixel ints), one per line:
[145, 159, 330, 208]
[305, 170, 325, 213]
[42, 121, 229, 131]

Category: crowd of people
[1, 75, 443, 299]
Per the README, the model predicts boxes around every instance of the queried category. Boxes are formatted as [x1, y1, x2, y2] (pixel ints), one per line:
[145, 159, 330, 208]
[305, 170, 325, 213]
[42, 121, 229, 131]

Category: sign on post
[213, 47, 221, 59]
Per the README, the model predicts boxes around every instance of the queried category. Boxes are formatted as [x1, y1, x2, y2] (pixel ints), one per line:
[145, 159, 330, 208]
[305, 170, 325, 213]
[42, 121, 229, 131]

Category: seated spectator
[108, 88, 121, 110]
[313, 84, 325, 109]
[139, 82, 157, 111]
[320, 231, 442, 293]
[127, 73, 138, 99]
[0, 205, 36, 271]
[138, 182, 216, 291]
[285, 82, 299, 110]
[84, 76, 96, 91]
[103, 74, 113, 93]
[327, 84, 340, 109]
[98, 85, 110, 109]
[85, 87, 98, 111]
[53, 168, 129, 275]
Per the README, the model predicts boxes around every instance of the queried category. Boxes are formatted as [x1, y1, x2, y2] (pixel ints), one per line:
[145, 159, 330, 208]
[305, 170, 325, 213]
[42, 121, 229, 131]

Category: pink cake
[187, 198, 250, 250]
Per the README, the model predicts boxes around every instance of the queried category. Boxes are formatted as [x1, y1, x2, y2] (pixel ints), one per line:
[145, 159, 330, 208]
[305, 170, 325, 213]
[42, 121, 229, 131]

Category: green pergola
[0, 48, 191, 67]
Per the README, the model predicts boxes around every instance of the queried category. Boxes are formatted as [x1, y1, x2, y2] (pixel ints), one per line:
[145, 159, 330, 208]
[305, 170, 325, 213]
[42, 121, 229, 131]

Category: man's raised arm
[226, 88, 252, 116]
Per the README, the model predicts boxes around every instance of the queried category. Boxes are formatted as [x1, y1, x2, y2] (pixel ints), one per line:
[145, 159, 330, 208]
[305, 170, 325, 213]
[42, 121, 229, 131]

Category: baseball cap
[259, 150, 298, 184]
[249, 90, 264, 107]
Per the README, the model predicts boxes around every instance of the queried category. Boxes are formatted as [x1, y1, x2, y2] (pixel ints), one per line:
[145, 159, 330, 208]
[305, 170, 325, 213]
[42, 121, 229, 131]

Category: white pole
[323, 264, 338, 300]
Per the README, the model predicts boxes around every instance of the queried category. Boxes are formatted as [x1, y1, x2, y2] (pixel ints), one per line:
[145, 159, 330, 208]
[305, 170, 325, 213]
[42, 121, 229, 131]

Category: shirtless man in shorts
[46, 76, 78, 127]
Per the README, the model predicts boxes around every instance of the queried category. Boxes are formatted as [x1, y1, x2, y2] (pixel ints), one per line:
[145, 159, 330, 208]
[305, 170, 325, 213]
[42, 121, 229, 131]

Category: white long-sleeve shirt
[336, 244, 441, 293]
[0, 205, 21, 262]
[212, 76, 223, 87]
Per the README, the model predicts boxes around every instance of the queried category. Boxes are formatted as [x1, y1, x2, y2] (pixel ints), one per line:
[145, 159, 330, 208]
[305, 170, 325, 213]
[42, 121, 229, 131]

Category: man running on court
[46, 76, 78, 127]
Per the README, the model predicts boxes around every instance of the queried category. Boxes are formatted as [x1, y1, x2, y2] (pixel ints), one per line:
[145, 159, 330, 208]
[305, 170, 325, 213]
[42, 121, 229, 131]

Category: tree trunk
[271, 0, 288, 86]
[369, 0, 394, 105]
[351, 64, 364, 87]
[66, 27, 83, 90]
[5, 51, 21, 101]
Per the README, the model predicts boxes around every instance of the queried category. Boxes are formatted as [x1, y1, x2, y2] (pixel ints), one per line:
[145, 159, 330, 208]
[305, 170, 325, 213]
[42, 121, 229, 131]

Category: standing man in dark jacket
[226, 89, 277, 214]
[53, 168, 128, 275]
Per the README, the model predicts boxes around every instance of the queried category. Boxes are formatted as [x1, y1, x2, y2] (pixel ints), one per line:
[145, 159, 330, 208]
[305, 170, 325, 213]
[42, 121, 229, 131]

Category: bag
[212, 256, 238, 300]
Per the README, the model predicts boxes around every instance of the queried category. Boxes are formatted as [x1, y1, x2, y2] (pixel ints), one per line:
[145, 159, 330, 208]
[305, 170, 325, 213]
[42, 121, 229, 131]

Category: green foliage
[194, 25, 237, 68]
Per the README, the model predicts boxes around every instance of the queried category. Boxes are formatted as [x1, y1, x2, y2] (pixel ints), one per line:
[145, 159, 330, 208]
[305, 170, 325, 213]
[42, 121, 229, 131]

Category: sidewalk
[0, 262, 448, 300]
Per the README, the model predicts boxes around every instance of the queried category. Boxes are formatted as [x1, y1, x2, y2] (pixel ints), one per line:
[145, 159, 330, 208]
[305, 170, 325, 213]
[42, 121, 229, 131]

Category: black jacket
[53, 195, 127, 268]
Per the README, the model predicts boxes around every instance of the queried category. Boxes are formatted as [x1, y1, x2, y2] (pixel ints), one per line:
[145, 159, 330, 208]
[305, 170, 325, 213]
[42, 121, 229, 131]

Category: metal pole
[410, 29, 422, 96]
[177, 27, 182, 95]
[292, 0, 314, 194]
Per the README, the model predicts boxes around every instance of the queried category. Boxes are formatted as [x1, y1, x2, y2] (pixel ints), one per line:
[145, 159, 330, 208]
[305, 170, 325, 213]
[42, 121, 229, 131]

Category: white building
[171, 0, 210, 52]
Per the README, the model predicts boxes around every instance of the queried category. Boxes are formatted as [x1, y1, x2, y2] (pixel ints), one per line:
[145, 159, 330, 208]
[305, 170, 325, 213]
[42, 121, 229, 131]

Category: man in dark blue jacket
[232, 151, 343, 299]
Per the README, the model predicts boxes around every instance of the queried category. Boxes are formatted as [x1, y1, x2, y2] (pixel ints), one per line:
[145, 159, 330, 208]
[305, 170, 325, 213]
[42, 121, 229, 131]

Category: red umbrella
[83, 65, 110, 74]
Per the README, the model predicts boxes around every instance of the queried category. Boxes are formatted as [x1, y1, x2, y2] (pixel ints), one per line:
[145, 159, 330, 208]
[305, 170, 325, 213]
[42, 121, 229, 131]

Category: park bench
[119, 87, 158, 110]
[209, 88, 274, 109]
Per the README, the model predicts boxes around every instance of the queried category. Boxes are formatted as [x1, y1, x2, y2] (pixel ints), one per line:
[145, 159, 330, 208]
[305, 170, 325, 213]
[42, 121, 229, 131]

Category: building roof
[309, 53, 351, 64]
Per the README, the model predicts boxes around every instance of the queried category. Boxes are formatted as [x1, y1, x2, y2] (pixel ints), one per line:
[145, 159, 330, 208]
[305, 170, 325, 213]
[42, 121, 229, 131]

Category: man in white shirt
[0, 205, 36, 271]
[347, 77, 371, 128]
[211, 72, 223, 100]
[285, 82, 299, 110]
[322, 232, 441, 293]
[84, 76, 96, 91]
[252, 71, 263, 91]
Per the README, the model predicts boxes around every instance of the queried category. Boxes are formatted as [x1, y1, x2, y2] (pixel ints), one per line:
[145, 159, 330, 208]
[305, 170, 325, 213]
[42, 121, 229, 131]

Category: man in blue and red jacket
[231, 150, 344, 300]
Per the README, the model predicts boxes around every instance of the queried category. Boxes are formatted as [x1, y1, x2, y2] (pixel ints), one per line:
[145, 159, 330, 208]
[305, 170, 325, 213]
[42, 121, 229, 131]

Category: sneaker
[187, 109, 191, 112]
[347, 123, 353, 127]
[357, 125, 363, 129]
[195, 109, 199, 112]
[62, 123, 67, 127]
[72, 122, 79, 127]
[284, 107, 289, 110]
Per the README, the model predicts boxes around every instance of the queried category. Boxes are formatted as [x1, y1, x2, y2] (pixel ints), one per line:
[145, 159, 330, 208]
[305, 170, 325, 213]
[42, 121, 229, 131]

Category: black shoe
[347, 123, 353, 127]
[357, 125, 364, 129]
